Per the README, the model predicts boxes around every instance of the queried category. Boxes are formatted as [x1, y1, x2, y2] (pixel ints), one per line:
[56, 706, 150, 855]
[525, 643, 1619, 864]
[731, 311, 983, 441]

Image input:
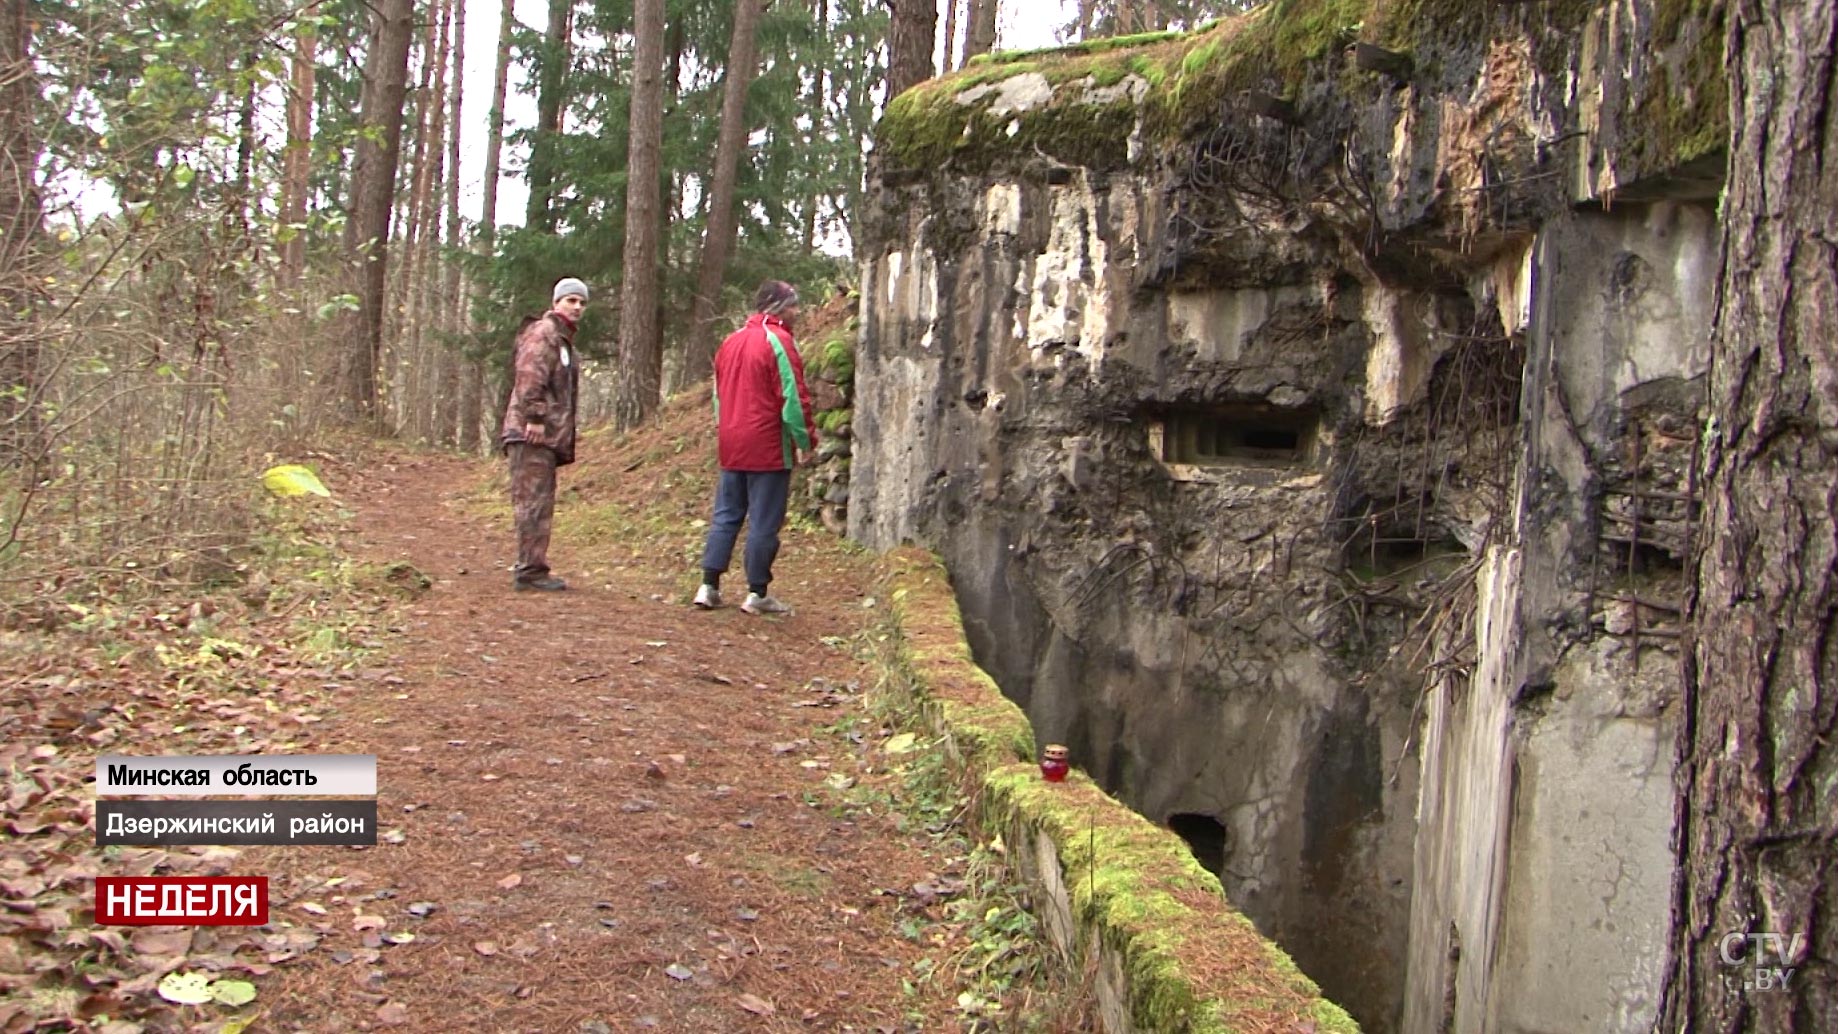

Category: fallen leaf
[405, 901, 436, 918]
[664, 963, 693, 981]
[376, 1002, 409, 1026]
[210, 979, 257, 1006]
[736, 993, 775, 1016]
[496, 873, 522, 891]
[472, 941, 499, 957]
[130, 928, 193, 957]
[883, 733, 917, 755]
[352, 914, 386, 931]
[299, 902, 328, 916]
[156, 971, 212, 1005]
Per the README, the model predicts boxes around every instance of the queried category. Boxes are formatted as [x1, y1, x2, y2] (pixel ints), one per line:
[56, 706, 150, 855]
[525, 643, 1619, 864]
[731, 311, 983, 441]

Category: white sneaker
[693, 584, 722, 609]
[740, 592, 792, 616]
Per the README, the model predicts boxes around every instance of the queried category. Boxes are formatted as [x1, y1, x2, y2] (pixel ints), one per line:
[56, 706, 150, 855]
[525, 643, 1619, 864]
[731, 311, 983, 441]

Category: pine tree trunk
[802, 0, 828, 252]
[888, 0, 938, 98]
[683, 0, 767, 385]
[232, 49, 258, 239]
[963, 0, 995, 61]
[393, 4, 442, 434]
[1076, 0, 1093, 41]
[439, 0, 466, 446]
[279, 27, 317, 285]
[525, 0, 573, 232]
[341, 0, 416, 421]
[465, 0, 514, 453]
[613, 0, 667, 430]
[0, 0, 40, 466]
[410, 0, 450, 442]
[1660, 1, 1838, 1030]
[480, 0, 514, 243]
[941, 0, 958, 73]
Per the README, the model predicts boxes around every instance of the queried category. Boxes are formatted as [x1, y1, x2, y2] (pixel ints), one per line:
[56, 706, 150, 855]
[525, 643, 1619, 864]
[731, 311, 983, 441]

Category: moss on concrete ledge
[875, 545, 1360, 1033]
[876, 0, 1727, 190]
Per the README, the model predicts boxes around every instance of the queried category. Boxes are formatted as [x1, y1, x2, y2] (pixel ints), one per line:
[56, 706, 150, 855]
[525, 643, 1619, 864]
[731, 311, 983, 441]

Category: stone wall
[851, 2, 1724, 1031]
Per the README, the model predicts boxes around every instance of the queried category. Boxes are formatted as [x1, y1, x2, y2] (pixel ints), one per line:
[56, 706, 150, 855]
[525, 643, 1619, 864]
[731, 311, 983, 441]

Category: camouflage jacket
[499, 311, 580, 465]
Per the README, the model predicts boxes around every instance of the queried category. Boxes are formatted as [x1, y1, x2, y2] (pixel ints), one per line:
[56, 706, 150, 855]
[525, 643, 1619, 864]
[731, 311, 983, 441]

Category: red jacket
[714, 313, 818, 471]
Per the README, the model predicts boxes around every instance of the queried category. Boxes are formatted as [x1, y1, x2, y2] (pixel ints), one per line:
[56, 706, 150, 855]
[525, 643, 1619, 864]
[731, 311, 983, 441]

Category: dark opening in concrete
[1169, 813, 1229, 875]
[1161, 406, 1316, 466]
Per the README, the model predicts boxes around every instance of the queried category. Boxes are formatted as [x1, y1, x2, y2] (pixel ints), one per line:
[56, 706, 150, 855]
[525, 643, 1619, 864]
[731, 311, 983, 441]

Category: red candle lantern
[1040, 744, 1070, 783]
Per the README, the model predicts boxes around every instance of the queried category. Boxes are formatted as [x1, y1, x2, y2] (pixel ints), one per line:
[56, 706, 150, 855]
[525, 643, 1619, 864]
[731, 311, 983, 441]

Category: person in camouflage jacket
[499, 277, 586, 591]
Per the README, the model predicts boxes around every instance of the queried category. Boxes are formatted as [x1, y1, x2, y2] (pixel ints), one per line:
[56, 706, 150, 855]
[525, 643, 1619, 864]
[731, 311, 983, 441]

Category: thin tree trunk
[683, 0, 768, 384]
[525, 0, 573, 232]
[393, 3, 443, 428]
[465, 0, 515, 453]
[279, 26, 317, 285]
[802, 0, 828, 252]
[410, 0, 451, 441]
[440, 0, 466, 446]
[613, 0, 666, 429]
[889, 0, 938, 97]
[1660, 0, 1838, 1030]
[341, 0, 416, 421]
[233, 48, 258, 237]
[1076, 0, 1093, 40]
[0, 0, 40, 465]
[963, 0, 995, 60]
[941, 0, 958, 72]
[480, 0, 514, 244]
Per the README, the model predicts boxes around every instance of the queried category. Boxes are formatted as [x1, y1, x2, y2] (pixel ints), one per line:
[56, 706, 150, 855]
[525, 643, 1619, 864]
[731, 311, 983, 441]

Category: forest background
[0, 0, 1259, 606]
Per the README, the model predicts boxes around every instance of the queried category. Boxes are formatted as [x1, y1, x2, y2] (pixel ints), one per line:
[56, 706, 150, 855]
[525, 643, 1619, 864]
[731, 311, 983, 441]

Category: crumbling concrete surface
[852, 2, 1724, 1032]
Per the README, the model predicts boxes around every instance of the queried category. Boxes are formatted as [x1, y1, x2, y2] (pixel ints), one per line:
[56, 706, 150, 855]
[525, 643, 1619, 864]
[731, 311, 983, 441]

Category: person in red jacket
[693, 280, 819, 615]
[500, 277, 587, 591]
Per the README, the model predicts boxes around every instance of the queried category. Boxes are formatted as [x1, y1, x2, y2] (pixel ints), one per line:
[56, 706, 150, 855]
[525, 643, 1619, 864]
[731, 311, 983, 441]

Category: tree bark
[1076, 0, 1093, 41]
[683, 0, 768, 384]
[0, 0, 41, 465]
[889, 0, 938, 97]
[439, 0, 466, 445]
[963, 0, 995, 61]
[613, 0, 667, 430]
[279, 26, 317, 285]
[480, 0, 514, 244]
[341, 0, 416, 421]
[1661, 1, 1838, 1031]
[465, 0, 515, 453]
[524, 0, 574, 232]
[940, 0, 958, 73]
[803, 0, 829, 252]
[232, 48, 259, 238]
[409, 0, 451, 441]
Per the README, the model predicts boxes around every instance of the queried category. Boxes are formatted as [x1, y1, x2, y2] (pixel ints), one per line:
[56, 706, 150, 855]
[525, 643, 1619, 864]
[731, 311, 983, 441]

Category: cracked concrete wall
[854, 4, 1724, 1032]
[1400, 205, 1714, 1034]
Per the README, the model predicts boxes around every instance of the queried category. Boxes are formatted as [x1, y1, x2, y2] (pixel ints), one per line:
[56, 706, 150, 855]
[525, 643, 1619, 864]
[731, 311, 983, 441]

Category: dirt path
[247, 449, 967, 1033]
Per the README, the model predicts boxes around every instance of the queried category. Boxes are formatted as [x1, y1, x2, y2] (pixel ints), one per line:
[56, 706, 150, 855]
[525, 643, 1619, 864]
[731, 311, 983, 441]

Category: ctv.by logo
[1718, 931, 1802, 994]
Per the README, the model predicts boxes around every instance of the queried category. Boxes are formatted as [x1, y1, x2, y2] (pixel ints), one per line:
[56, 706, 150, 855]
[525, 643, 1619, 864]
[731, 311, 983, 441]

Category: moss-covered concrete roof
[876, 0, 1726, 187]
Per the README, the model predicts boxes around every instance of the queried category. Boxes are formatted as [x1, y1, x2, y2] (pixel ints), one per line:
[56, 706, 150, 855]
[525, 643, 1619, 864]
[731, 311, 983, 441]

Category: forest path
[249, 441, 963, 1034]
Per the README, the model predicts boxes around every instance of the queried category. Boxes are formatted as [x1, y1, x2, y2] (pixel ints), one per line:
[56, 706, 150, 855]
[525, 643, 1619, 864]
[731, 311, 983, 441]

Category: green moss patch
[874, 545, 1360, 1033]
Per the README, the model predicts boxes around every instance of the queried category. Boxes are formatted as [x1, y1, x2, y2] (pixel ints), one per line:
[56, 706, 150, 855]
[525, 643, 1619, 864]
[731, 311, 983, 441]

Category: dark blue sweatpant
[700, 469, 791, 592]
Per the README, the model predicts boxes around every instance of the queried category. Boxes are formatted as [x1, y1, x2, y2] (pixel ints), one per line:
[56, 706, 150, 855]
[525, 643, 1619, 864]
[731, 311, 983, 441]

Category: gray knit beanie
[552, 277, 590, 304]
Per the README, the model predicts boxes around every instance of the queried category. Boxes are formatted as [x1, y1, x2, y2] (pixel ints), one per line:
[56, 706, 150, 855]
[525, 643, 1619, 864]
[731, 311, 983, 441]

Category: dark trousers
[700, 469, 791, 591]
[508, 443, 558, 579]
